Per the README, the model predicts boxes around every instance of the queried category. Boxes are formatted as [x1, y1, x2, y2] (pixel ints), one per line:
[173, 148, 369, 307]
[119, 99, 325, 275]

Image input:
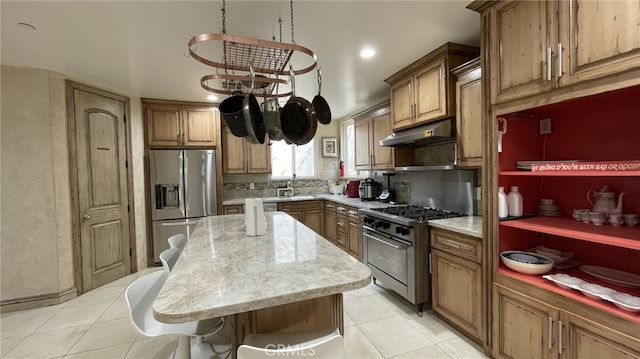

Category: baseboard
[0, 287, 78, 313]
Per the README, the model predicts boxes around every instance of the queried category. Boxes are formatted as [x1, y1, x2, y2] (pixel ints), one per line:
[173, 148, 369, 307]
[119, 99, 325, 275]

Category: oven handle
[364, 232, 406, 250]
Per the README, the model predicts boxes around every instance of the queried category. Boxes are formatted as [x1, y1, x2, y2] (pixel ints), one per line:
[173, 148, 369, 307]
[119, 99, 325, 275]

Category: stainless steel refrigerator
[150, 149, 217, 262]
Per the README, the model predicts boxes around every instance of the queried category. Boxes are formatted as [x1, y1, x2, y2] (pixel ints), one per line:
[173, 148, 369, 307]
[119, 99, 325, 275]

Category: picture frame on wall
[322, 137, 338, 158]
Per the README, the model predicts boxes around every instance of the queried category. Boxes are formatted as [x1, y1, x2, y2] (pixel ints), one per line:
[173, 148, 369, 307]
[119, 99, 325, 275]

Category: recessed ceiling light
[206, 94, 218, 102]
[360, 48, 376, 59]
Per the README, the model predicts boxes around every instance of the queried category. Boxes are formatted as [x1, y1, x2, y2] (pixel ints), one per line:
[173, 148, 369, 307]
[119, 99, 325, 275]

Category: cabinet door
[347, 215, 362, 260]
[222, 125, 248, 173]
[558, 0, 640, 87]
[390, 76, 414, 129]
[455, 66, 483, 168]
[493, 285, 558, 359]
[492, 0, 556, 104]
[431, 249, 483, 342]
[414, 58, 447, 124]
[323, 209, 337, 244]
[371, 113, 394, 170]
[336, 231, 348, 251]
[562, 312, 640, 359]
[147, 106, 182, 146]
[354, 118, 372, 169]
[303, 209, 323, 236]
[183, 108, 217, 147]
[223, 204, 244, 214]
[247, 141, 271, 173]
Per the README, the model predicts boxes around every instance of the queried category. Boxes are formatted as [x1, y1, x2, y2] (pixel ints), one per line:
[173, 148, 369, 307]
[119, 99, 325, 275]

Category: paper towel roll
[245, 198, 266, 236]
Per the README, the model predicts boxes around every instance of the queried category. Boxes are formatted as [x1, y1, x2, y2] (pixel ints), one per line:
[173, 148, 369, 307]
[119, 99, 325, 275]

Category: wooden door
[414, 58, 447, 123]
[147, 105, 181, 146]
[70, 85, 132, 292]
[390, 76, 414, 129]
[558, 0, 640, 87]
[493, 284, 558, 359]
[491, 0, 556, 104]
[183, 108, 217, 146]
[372, 113, 394, 169]
[456, 66, 483, 168]
[431, 249, 483, 342]
[354, 118, 372, 170]
[561, 312, 640, 359]
[222, 125, 248, 173]
[247, 142, 271, 173]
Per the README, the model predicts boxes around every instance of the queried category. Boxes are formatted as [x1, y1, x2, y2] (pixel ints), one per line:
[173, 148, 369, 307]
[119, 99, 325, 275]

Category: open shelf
[500, 216, 640, 250]
[500, 170, 640, 177]
[498, 266, 640, 324]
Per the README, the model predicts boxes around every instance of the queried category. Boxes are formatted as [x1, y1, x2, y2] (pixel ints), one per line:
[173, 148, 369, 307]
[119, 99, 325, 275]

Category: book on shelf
[530, 160, 640, 172]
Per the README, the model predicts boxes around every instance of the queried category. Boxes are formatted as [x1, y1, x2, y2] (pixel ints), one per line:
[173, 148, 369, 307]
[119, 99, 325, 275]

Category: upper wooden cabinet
[385, 43, 479, 131]
[452, 59, 483, 168]
[477, 0, 640, 104]
[221, 124, 270, 174]
[353, 101, 413, 171]
[144, 100, 218, 147]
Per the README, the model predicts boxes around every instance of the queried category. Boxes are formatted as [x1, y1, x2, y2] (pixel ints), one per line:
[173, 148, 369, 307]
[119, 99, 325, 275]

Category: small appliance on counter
[345, 180, 360, 198]
[377, 173, 395, 203]
[359, 178, 381, 201]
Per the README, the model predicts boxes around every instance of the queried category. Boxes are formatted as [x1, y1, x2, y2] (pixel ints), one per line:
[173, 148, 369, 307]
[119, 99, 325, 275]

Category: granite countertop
[223, 194, 391, 209]
[427, 216, 483, 238]
[153, 212, 372, 323]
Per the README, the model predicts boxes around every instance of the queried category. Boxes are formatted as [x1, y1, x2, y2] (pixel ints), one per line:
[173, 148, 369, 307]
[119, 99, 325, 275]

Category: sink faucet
[287, 174, 297, 196]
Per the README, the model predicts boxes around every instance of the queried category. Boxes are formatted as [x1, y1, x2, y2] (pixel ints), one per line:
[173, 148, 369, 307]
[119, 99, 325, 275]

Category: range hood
[379, 119, 455, 147]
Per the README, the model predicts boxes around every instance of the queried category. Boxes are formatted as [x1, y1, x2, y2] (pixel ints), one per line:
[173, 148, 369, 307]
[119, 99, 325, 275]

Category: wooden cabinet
[476, 0, 640, 105]
[222, 124, 270, 174]
[385, 43, 479, 131]
[452, 59, 483, 168]
[336, 205, 362, 260]
[323, 201, 337, 244]
[278, 200, 323, 235]
[144, 100, 218, 147]
[353, 101, 413, 171]
[223, 204, 244, 215]
[493, 284, 640, 359]
[431, 228, 484, 343]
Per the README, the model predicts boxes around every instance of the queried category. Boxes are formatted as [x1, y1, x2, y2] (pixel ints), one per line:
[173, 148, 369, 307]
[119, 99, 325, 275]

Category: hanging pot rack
[188, 0, 318, 98]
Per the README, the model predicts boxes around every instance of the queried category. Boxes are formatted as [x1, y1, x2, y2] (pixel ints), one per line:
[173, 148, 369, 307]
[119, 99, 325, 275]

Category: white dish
[609, 292, 640, 313]
[543, 274, 585, 290]
[580, 265, 640, 287]
[538, 204, 560, 211]
[501, 251, 554, 275]
[577, 282, 617, 301]
[528, 245, 574, 264]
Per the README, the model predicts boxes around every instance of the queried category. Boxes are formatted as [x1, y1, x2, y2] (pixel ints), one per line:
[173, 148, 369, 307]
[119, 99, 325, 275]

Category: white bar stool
[237, 328, 344, 359]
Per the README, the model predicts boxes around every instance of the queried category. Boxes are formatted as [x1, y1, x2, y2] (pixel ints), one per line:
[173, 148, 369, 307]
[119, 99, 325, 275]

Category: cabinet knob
[83, 214, 91, 221]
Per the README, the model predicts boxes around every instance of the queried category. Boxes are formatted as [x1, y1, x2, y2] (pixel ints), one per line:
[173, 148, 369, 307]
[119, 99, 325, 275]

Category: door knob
[83, 214, 91, 221]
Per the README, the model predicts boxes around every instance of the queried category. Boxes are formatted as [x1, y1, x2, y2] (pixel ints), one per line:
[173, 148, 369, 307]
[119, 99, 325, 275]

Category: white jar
[508, 186, 523, 217]
[498, 187, 509, 219]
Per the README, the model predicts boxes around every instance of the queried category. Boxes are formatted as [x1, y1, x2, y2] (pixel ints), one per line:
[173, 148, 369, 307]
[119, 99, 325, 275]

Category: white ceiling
[1, 1, 480, 120]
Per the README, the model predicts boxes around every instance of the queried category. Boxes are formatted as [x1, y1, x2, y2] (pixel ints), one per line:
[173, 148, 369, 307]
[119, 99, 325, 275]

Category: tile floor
[1, 268, 489, 358]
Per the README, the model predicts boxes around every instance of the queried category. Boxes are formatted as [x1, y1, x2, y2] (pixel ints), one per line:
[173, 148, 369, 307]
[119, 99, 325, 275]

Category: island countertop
[153, 212, 372, 324]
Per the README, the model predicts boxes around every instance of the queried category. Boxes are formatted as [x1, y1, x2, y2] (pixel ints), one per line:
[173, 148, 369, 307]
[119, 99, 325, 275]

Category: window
[270, 139, 316, 179]
[340, 119, 357, 177]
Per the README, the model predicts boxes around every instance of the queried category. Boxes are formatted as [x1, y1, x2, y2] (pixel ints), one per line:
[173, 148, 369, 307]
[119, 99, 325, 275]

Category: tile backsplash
[223, 174, 331, 199]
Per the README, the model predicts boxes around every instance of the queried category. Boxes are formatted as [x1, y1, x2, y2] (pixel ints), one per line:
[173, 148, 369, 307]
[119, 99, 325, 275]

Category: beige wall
[0, 65, 147, 304]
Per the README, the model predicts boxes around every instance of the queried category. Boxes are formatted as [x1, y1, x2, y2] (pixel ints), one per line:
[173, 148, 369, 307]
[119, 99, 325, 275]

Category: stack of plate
[535, 199, 563, 216]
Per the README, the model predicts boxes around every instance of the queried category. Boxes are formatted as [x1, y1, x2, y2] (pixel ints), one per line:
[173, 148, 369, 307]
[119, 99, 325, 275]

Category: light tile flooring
[1, 268, 489, 358]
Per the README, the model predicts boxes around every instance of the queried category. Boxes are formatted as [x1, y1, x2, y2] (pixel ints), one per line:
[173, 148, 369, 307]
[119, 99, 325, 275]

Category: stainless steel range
[361, 205, 465, 314]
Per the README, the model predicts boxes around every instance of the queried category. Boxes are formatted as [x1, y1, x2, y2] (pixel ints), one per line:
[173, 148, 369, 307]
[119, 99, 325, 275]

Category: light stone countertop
[427, 216, 483, 238]
[153, 212, 372, 323]
[223, 194, 393, 209]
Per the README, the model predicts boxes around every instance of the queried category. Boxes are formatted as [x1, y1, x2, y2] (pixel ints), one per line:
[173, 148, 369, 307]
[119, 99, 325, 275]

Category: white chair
[168, 233, 187, 252]
[159, 247, 181, 272]
[125, 270, 226, 359]
[237, 328, 344, 359]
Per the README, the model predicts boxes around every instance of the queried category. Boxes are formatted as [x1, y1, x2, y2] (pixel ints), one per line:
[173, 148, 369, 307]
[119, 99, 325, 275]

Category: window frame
[270, 138, 318, 180]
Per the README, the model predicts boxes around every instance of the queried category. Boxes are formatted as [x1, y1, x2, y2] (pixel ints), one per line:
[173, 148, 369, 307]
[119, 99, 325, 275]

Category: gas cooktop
[371, 205, 466, 222]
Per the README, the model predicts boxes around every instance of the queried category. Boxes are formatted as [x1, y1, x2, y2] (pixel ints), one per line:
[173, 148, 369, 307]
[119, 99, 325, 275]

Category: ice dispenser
[155, 184, 180, 209]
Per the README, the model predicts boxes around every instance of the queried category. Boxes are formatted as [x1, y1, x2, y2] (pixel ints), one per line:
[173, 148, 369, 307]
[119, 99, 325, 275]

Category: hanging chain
[221, 0, 228, 75]
[279, 18, 283, 42]
[290, 0, 296, 44]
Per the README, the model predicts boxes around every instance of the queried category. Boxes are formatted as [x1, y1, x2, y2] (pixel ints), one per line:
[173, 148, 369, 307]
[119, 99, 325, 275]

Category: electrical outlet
[540, 118, 552, 134]
[249, 182, 255, 190]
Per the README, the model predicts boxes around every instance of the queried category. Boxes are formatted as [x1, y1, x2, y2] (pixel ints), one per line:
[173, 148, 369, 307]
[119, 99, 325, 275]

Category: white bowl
[500, 251, 554, 275]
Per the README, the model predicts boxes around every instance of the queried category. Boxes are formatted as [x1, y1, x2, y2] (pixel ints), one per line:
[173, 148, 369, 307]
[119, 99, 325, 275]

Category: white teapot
[587, 186, 625, 219]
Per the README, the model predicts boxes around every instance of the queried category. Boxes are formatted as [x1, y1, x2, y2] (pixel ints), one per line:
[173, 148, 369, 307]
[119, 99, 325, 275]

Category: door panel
[74, 88, 131, 291]
[149, 150, 184, 220]
[147, 106, 181, 145]
[184, 150, 217, 218]
[184, 108, 216, 145]
[414, 59, 446, 122]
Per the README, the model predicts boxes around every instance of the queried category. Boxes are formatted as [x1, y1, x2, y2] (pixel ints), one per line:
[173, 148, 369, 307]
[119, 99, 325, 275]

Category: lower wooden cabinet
[493, 284, 640, 359]
[278, 201, 323, 235]
[223, 204, 244, 215]
[335, 204, 362, 260]
[323, 201, 337, 244]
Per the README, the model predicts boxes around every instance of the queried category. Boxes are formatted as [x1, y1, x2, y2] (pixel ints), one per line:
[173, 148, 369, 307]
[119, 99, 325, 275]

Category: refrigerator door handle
[179, 151, 186, 218]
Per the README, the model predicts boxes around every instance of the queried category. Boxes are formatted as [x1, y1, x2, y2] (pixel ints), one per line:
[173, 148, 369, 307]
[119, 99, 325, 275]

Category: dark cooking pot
[280, 66, 318, 146]
[219, 94, 248, 137]
[242, 93, 265, 144]
[312, 67, 331, 125]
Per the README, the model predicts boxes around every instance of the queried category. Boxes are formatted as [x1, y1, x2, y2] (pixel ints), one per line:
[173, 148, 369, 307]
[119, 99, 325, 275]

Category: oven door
[363, 229, 409, 285]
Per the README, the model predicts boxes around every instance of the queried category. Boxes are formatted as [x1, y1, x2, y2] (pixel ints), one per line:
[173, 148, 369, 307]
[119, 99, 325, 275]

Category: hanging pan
[262, 68, 284, 141]
[242, 65, 266, 144]
[280, 66, 317, 146]
[219, 92, 248, 138]
[312, 66, 332, 125]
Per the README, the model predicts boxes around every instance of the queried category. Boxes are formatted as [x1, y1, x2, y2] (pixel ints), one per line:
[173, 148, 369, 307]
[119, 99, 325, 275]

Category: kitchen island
[153, 211, 371, 356]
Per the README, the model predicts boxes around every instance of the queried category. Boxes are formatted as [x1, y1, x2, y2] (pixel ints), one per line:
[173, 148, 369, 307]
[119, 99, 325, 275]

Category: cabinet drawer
[347, 207, 360, 220]
[337, 215, 348, 232]
[431, 229, 481, 263]
[278, 200, 323, 212]
[324, 201, 336, 212]
[336, 206, 348, 215]
[223, 205, 244, 215]
[336, 232, 348, 250]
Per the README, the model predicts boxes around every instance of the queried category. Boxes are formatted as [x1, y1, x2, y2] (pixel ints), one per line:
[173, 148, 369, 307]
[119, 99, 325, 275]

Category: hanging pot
[242, 65, 266, 144]
[219, 94, 248, 137]
[263, 98, 284, 141]
[280, 66, 318, 145]
[312, 66, 331, 125]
